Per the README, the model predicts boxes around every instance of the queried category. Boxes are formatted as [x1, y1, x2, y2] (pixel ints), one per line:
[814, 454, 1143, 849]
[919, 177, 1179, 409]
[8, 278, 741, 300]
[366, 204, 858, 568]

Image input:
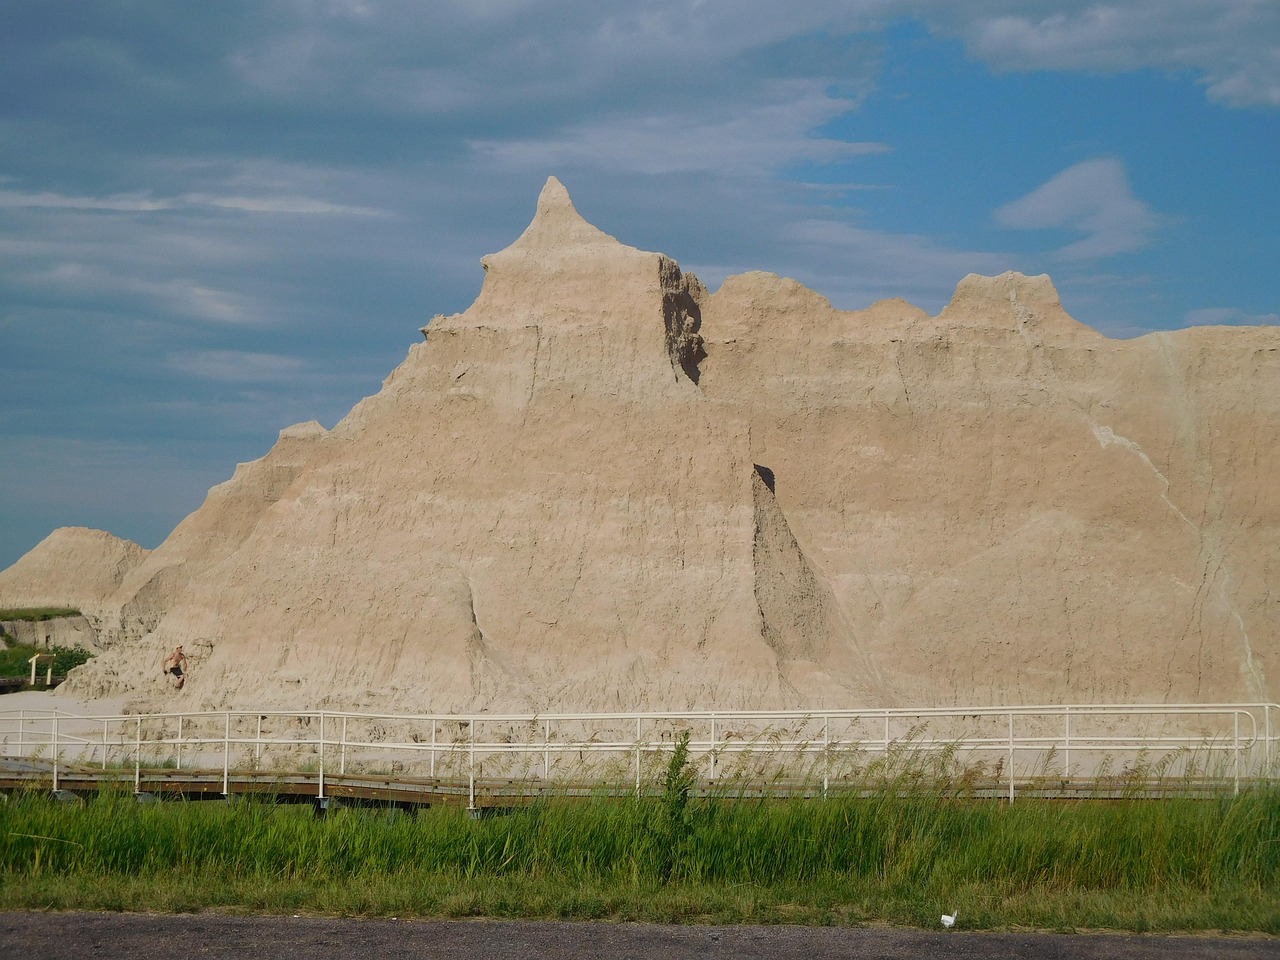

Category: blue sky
[1, 1, 1277, 569]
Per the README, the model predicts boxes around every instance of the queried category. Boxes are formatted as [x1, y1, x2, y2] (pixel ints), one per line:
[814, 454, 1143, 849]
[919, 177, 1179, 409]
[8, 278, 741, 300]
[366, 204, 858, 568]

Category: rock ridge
[2, 178, 1277, 714]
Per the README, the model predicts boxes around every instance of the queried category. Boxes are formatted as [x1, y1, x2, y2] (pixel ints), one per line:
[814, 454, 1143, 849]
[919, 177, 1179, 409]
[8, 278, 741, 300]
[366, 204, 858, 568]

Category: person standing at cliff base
[162, 645, 188, 690]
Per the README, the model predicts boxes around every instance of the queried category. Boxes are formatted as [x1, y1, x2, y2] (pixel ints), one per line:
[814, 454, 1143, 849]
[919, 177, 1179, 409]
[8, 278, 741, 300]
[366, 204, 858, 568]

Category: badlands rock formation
[3, 177, 1278, 713]
[0, 527, 148, 614]
[0, 614, 97, 652]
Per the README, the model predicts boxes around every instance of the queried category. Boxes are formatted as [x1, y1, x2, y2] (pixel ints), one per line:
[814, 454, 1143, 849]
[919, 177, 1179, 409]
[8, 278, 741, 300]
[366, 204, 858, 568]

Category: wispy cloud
[0, 190, 172, 211]
[186, 194, 384, 216]
[924, 0, 1280, 108]
[994, 158, 1164, 260]
[168, 349, 308, 382]
[471, 82, 886, 177]
[0, 186, 383, 217]
[760, 218, 1013, 310]
[17, 262, 259, 325]
[1183, 307, 1280, 327]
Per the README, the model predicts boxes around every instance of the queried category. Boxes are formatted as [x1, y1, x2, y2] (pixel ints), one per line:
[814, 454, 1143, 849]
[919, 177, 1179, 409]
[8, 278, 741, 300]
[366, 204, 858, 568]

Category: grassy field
[2, 780, 1278, 932]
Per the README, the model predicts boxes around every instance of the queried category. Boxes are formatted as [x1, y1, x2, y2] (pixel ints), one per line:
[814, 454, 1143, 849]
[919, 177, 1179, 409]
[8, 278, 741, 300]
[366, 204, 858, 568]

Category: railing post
[543, 718, 550, 780]
[1234, 712, 1240, 797]
[468, 718, 475, 811]
[430, 720, 437, 778]
[255, 715, 263, 765]
[340, 716, 347, 776]
[223, 712, 231, 796]
[318, 712, 326, 801]
[1259, 706, 1269, 783]
[1064, 707, 1071, 779]
[17, 710, 25, 757]
[134, 716, 142, 792]
[177, 715, 184, 771]
[51, 713, 59, 794]
[634, 717, 642, 797]
[1007, 712, 1015, 803]
[101, 719, 108, 771]
[710, 716, 717, 782]
[822, 715, 829, 798]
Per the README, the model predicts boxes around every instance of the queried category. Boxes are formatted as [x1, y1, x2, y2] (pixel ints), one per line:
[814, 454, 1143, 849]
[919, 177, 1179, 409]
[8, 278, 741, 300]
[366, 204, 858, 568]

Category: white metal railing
[2, 702, 1276, 808]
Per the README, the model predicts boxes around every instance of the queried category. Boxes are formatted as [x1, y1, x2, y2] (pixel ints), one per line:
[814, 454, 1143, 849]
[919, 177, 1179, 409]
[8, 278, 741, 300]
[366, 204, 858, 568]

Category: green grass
[2, 784, 1278, 931]
[0, 607, 82, 622]
[0, 641, 93, 678]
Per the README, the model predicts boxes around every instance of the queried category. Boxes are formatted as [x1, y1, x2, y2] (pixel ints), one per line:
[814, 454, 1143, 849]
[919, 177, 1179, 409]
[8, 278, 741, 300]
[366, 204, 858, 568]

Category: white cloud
[18, 262, 260, 325]
[756, 218, 1013, 310]
[183, 193, 385, 216]
[168, 350, 308, 382]
[0, 189, 172, 211]
[470, 81, 886, 177]
[0, 185, 383, 217]
[994, 158, 1163, 260]
[232, 1, 889, 106]
[225, 2, 1280, 112]
[923, 0, 1280, 108]
[1183, 307, 1280, 327]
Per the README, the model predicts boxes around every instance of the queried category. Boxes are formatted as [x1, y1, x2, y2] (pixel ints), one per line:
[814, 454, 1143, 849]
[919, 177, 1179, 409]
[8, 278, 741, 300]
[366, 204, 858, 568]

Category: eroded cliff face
[5, 177, 1277, 712]
[698, 267, 1280, 706]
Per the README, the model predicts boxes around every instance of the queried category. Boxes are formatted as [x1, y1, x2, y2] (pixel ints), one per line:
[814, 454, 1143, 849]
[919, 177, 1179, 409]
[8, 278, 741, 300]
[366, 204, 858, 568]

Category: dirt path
[1, 912, 1276, 960]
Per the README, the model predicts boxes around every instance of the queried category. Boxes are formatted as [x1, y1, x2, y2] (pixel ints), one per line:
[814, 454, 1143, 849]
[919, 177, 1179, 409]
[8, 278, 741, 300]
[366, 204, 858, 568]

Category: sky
[1, 0, 1277, 570]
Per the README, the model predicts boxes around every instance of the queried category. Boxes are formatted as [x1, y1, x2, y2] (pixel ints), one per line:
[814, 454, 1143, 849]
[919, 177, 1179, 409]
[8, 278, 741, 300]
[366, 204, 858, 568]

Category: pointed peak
[536, 176, 573, 213]
[507, 176, 621, 253]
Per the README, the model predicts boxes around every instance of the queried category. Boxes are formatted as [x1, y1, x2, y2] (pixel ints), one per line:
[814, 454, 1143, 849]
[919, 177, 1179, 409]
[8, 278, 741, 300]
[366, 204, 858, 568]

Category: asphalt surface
[1, 913, 1277, 960]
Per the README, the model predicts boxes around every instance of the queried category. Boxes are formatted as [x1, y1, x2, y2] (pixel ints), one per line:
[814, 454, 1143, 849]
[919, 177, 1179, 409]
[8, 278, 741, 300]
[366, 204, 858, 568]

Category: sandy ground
[0, 689, 130, 718]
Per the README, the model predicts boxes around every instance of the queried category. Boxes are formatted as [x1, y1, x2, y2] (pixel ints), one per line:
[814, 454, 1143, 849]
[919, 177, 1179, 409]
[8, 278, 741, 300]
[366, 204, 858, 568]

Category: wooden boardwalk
[0, 758, 1264, 810]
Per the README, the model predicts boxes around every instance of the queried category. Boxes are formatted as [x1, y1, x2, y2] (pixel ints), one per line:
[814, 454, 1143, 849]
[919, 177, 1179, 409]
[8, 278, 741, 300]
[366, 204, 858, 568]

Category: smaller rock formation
[0, 615, 98, 651]
[0, 527, 147, 618]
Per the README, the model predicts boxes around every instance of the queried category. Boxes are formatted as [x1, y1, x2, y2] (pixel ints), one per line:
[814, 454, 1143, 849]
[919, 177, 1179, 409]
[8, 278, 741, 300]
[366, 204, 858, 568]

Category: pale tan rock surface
[0, 527, 147, 616]
[0, 616, 98, 651]
[4, 177, 1277, 713]
[698, 267, 1280, 707]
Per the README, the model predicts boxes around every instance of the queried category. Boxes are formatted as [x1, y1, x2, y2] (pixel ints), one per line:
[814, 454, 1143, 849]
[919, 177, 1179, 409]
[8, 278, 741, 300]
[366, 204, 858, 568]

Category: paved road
[1, 913, 1277, 959]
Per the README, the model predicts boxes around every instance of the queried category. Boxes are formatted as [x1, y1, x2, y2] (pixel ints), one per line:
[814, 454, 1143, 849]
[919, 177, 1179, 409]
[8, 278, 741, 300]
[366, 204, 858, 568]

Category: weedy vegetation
[0, 642, 93, 678]
[0, 608, 82, 623]
[0, 607, 92, 679]
[1, 741, 1279, 931]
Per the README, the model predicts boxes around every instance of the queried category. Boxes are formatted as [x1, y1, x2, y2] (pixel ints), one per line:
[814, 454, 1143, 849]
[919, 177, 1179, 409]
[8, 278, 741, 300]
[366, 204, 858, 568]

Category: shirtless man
[161, 644, 188, 689]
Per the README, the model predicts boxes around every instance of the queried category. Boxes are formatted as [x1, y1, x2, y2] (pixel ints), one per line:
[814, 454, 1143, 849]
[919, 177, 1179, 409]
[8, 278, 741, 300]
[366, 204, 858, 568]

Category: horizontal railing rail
[2, 702, 1276, 807]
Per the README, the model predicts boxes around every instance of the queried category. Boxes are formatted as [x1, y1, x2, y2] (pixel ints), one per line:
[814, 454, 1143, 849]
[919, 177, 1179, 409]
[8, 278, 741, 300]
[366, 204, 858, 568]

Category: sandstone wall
[0, 616, 98, 651]
[4, 177, 1276, 714]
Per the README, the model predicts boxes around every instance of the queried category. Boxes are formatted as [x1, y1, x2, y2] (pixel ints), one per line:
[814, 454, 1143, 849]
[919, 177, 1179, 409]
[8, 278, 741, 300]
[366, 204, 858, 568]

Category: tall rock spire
[506, 176, 617, 252]
[427, 176, 707, 402]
